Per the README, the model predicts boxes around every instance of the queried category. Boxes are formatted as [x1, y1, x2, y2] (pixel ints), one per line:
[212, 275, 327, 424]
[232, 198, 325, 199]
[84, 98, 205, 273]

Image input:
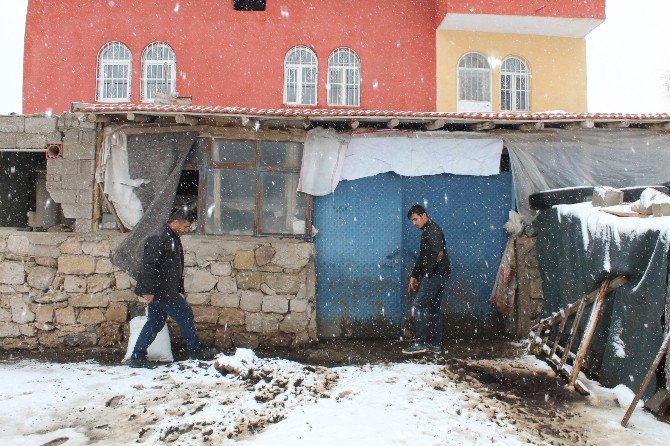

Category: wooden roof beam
[175, 114, 199, 126]
[126, 113, 153, 123]
[595, 120, 630, 129]
[467, 121, 495, 131]
[424, 118, 446, 131]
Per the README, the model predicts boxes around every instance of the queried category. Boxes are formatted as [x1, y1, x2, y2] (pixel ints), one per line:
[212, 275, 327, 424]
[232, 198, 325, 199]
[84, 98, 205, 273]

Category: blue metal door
[314, 173, 403, 337]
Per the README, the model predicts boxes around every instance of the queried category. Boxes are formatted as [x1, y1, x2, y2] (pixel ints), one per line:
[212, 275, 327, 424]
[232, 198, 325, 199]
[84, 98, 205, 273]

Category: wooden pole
[621, 329, 670, 427]
[559, 296, 587, 368]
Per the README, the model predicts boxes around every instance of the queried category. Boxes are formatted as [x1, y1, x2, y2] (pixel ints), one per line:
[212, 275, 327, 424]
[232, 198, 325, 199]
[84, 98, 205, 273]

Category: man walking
[128, 208, 216, 368]
[403, 204, 450, 354]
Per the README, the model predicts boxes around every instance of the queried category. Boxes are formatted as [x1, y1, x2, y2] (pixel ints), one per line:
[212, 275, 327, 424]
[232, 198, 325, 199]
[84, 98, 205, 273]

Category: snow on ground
[0, 348, 668, 445]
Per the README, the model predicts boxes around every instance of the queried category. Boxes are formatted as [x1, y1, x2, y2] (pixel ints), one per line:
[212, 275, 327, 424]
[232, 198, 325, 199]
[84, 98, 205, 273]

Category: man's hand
[143, 294, 154, 304]
[408, 277, 419, 294]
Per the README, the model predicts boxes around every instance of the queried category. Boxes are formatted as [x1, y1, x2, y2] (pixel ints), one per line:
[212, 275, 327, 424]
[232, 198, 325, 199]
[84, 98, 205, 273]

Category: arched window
[327, 48, 360, 107]
[284, 46, 318, 106]
[457, 52, 491, 112]
[141, 42, 177, 101]
[96, 42, 132, 102]
[500, 56, 530, 112]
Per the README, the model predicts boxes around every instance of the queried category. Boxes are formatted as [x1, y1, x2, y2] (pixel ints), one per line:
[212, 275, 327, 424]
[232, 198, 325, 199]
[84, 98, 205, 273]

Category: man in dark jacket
[403, 204, 450, 354]
[128, 208, 215, 368]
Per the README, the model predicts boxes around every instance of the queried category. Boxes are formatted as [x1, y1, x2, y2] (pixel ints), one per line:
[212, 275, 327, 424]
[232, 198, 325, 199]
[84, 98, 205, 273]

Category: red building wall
[23, 0, 437, 114]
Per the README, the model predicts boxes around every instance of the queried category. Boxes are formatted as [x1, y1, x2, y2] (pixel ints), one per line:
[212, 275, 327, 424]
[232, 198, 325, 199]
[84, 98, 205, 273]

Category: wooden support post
[386, 118, 400, 129]
[175, 114, 199, 126]
[425, 119, 446, 131]
[91, 123, 105, 231]
[559, 296, 588, 368]
[569, 279, 611, 387]
[621, 329, 670, 427]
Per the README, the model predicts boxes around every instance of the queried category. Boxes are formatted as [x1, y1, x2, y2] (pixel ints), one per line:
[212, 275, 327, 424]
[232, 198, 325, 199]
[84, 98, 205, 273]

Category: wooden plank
[549, 314, 569, 358]
[570, 279, 610, 387]
[102, 193, 127, 233]
[621, 329, 670, 427]
[91, 123, 105, 231]
[559, 296, 587, 368]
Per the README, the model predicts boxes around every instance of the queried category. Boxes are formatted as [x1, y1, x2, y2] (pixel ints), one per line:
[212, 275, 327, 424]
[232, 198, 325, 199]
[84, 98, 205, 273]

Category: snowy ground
[0, 346, 668, 445]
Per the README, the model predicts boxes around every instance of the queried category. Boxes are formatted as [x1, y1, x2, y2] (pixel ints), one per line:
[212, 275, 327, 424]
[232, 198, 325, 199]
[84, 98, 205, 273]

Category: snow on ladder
[528, 276, 628, 395]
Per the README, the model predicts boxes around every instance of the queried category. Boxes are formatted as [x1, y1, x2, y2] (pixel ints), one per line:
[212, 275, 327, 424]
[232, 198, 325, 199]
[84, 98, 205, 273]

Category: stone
[234, 250, 255, 270]
[11, 296, 35, 323]
[35, 257, 58, 268]
[3, 337, 38, 350]
[245, 313, 262, 333]
[192, 306, 219, 324]
[97, 323, 122, 347]
[105, 302, 127, 323]
[95, 259, 114, 274]
[77, 308, 105, 324]
[34, 304, 54, 323]
[27, 267, 57, 291]
[260, 283, 276, 295]
[184, 269, 218, 293]
[62, 332, 97, 347]
[19, 323, 36, 336]
[50, 276, 64, 291]
[262, 295, 289, 314]
[211, 293, 239, 308]
[0, 322, 21, 338]
[58, 255, 96, 275]
[87, 274, 114, 293]
[280, 312, 308, 333]
[0, 262, 25, 285]
[592, 186, 624, 207]
[108, 290, 137, 302]
[63, 276, 87, 293]
[218, 308, 245, 326]
[236, 271, 262, 290]
[0, 308, 10, 322]
[271, 243, 312, 269]
[59, 237, 83, 255]
[290, 299, 308, 313]
[114, 272, 131, 290]
[255, 246, 276, 266]
[38, 331, 61, 347]
[70, 293, 109, 308]
[55, 306, 76, 324]
[239, 291, 263, 312]
[232, 332, 259, 349]
[34, 291, 68, 304]
[185, 293, 210, 305]
[260, 313, 282, 334]
[210, 262, 232, 276]
[264, 273, 303, 294]
[217, 276, 237, 294]
[184, 252, 197, 267]
[81, 240, 110, 257]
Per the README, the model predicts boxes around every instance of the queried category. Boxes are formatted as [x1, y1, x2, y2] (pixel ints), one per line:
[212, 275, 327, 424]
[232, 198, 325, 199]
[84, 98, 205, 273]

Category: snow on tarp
[536, 202, 670, 398]
[298, 129, 503, 196]
[505, 128, 670, 224]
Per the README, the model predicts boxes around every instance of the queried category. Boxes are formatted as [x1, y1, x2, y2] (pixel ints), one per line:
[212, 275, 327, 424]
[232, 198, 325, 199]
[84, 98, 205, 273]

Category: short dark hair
[168, 206, 195, 223]
[407, 204, 427, 219]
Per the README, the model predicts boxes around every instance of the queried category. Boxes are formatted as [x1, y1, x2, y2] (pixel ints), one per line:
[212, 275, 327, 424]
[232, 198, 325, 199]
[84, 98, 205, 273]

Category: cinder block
[48, 188, 78, 204]
[75, 218, 94, 233]
[46, 159, 80, 176]
[60, 174, 93, 190]
[645, 388, 670, 414]
[0, 116, 24, 132]
[0, 133, 17, 149]
[592, 186, 624, 207]
[16, 133, 46, 149]
[25, 116, 57, 134]
[63, 141, 95, 160]
[61, 203, 93, 219]
[79, 160, 95, 175]
[77, 189, 94, 205]
[45, 132, 63, 144]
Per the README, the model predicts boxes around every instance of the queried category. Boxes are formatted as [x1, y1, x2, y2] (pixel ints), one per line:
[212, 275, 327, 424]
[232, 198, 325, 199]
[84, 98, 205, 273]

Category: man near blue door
[127, 208, 216, 368]
[403, 204, 450, 354]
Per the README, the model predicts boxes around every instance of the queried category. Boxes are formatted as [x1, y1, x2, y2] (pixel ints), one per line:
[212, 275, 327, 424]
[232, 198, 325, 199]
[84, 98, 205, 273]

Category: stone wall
[505, 236, 545, 338]
[0, 230, 316, 351]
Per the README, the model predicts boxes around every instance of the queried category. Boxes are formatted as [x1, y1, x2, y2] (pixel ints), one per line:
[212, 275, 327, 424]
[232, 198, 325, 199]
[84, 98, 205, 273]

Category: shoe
[126, 357, 160, 369]
[402, 343, 428, 355]
[189, 347, 218, 360]
[428, 344, 441, 353]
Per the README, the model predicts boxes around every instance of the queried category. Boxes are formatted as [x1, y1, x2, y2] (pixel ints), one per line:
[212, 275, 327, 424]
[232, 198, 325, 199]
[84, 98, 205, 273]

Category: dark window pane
[259, 141, 303, 168]
[260, 172, 306, 234]
[205, 169, 255, 235]
[212, 140, 254, 163]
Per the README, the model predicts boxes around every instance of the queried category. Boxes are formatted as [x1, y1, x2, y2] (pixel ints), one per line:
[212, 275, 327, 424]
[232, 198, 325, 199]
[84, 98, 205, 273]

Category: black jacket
[411, 219, 450, 279]
[134, 225, 185, 297]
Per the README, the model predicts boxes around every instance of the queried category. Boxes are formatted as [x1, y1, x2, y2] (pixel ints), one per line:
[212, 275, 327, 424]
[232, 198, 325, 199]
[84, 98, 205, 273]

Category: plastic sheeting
[505, 129, 670, 224]
[298, 129, 503, 196]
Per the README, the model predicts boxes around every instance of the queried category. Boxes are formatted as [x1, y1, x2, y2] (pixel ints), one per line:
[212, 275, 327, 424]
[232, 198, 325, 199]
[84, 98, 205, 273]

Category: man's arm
[422, 226, 444, 277]
[138, 235, 163, 300]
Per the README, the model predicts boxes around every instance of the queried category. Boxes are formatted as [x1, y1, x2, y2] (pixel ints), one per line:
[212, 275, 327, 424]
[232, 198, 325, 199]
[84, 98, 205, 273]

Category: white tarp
[298, 129, 503, 196]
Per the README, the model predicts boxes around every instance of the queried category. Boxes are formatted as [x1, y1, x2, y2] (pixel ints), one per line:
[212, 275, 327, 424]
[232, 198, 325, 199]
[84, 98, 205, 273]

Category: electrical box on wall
[234, 0, 266, 11]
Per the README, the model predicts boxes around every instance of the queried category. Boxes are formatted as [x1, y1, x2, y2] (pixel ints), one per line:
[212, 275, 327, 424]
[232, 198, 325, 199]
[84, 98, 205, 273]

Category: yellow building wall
[436, 30, 587, 113]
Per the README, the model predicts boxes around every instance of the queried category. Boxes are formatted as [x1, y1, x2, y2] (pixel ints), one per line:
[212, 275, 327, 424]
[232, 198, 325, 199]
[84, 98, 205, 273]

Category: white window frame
[457, 52, 492, 112]
[327, 47, 361, 107]
[141, 42, 177, 102]
[283, 46, 318, 106]
[500, 56, 530, 112]
[96, 42, 132, 102]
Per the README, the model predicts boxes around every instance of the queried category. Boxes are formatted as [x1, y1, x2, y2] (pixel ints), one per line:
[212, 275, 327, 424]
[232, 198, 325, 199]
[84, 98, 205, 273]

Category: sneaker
[428, 344, 441, 353]
[189, 347, 219, 360]
[126, 357, 160, 369]
[402, 343, 428, 355]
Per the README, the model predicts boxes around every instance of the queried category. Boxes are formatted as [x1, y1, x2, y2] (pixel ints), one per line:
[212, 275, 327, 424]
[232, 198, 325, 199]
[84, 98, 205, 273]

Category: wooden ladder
[528, 276, 628, 395]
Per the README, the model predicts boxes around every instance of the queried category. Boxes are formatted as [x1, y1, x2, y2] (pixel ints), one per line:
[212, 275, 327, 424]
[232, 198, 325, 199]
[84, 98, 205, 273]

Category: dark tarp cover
[112, 132, 197, 280]
[536, 204, 670, 397]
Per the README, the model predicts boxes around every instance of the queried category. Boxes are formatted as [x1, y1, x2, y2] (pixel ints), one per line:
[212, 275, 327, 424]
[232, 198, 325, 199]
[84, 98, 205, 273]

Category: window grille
[96, 42, 132, 102]
[500, 57, 530, 112]
[327, 48, 361, 107]
[284, 47, 318, 106]
[141, 42, 177, 101]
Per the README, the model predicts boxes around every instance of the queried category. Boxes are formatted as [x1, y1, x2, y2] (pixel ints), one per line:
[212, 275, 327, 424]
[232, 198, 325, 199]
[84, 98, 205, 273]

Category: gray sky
[0, 0, 668, 114]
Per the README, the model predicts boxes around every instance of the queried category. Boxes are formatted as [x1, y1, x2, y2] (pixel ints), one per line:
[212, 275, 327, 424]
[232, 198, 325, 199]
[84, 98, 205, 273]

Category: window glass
[205, 169, 255, 235]
[259, 141, 303, 168]
[261, 172, 306, 234]
[212, 140, 254, 163]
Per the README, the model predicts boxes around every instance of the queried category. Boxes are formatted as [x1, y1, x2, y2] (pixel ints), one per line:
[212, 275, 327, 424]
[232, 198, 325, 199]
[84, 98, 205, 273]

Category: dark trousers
[413, 275, 447, 347]
[131, 292, 201, 360]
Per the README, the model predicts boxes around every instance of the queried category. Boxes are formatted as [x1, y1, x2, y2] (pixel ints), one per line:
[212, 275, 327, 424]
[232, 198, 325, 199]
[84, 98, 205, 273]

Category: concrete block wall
[0, 114, 62, 150]
[0, 230, 317, 352]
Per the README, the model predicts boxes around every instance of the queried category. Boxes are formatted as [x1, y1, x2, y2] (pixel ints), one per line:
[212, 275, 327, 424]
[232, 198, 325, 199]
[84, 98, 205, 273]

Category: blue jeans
[413, 275, 447, 347]
[131, 293, 201, 360]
